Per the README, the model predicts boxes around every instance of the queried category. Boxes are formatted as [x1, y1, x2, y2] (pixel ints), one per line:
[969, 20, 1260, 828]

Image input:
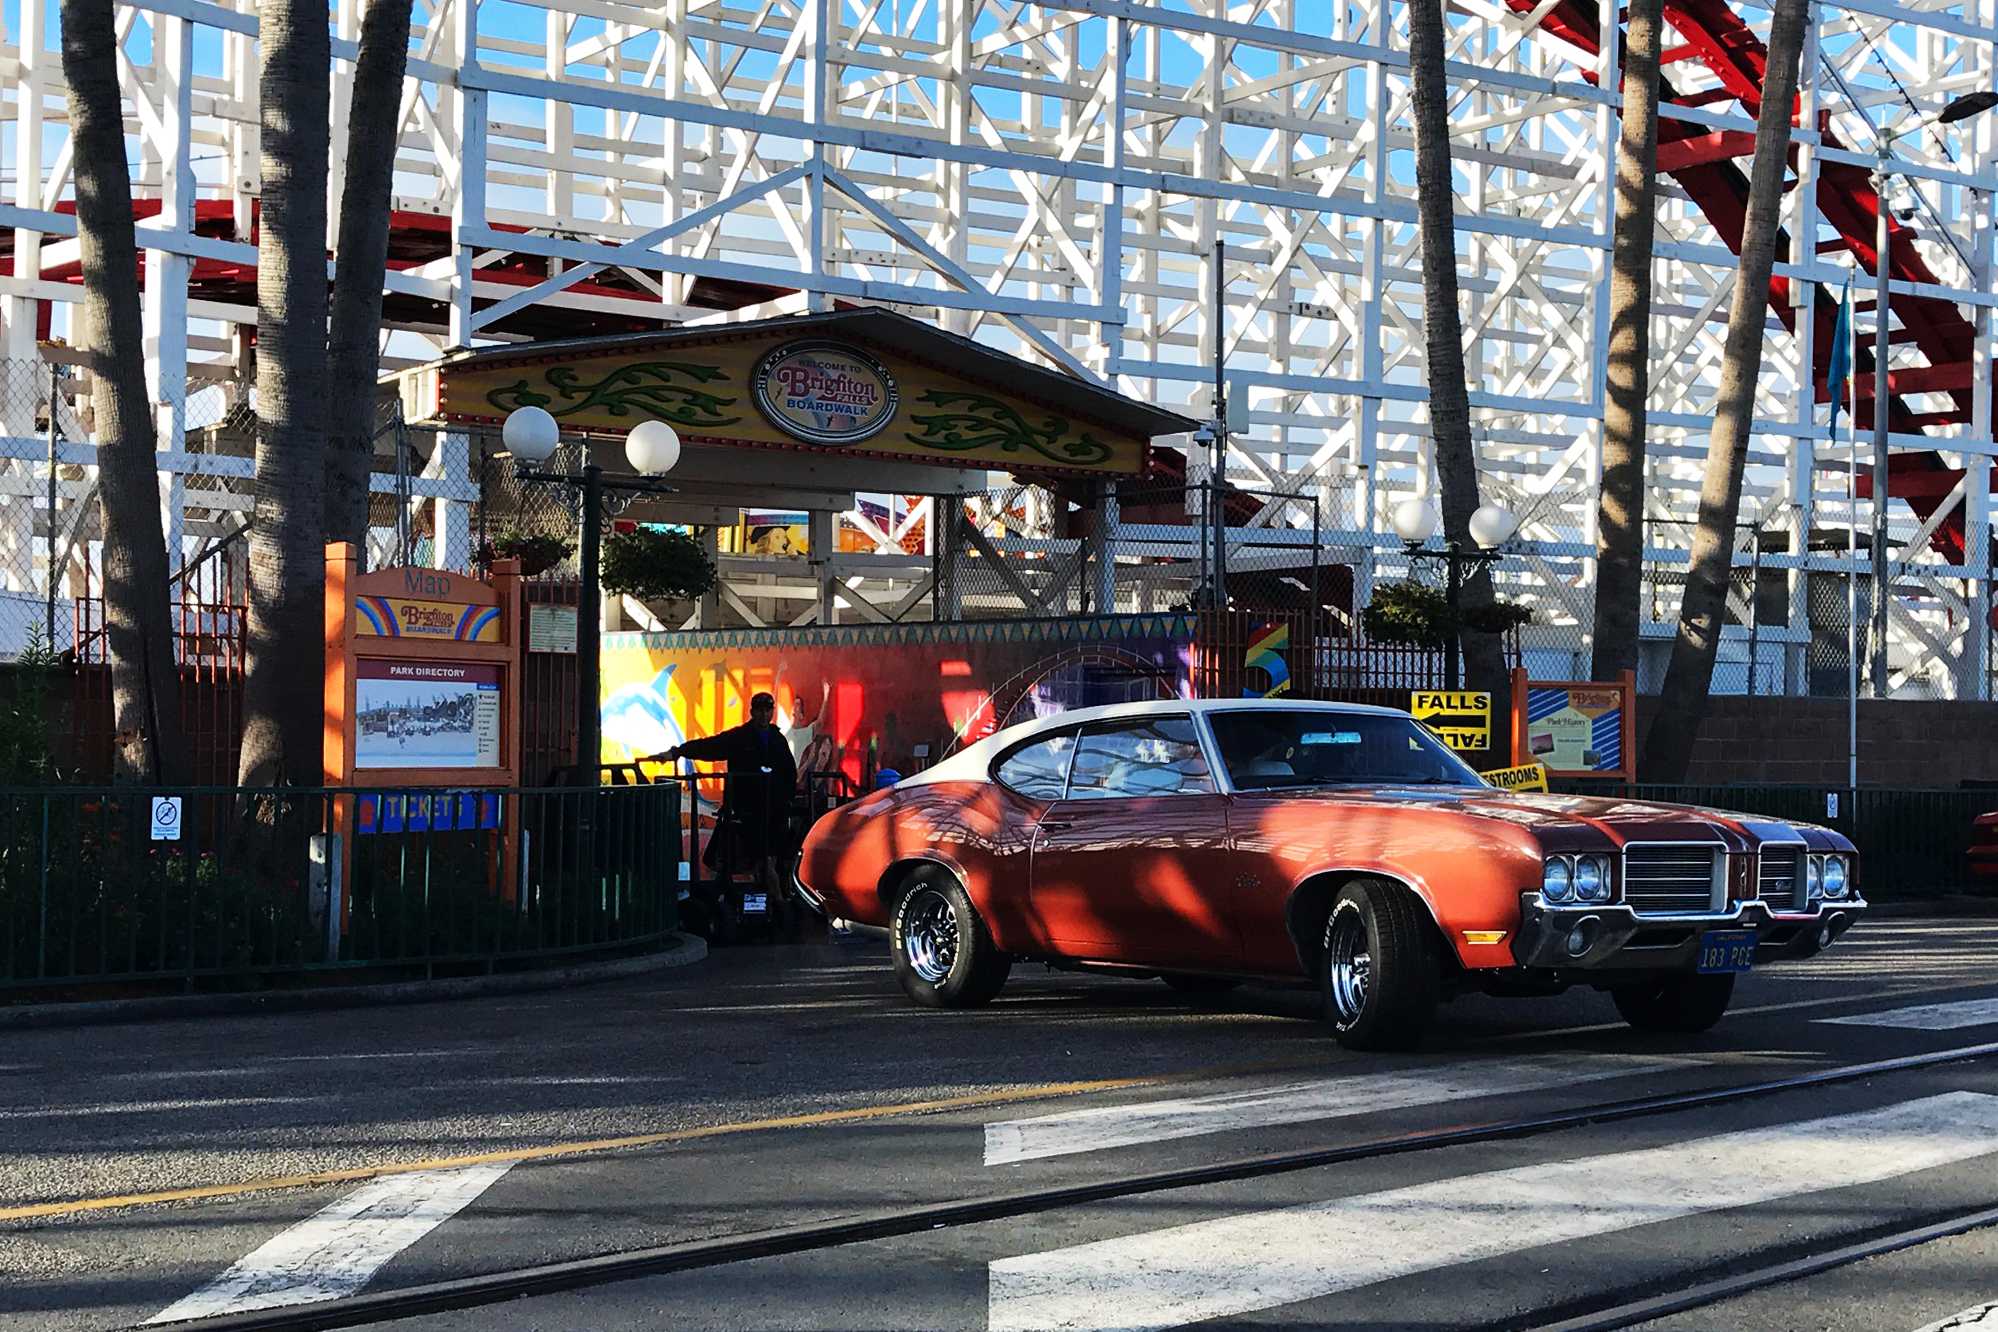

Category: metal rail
[1526, 1201, 1998, 1332]
[163, 1039, 1998, 1332]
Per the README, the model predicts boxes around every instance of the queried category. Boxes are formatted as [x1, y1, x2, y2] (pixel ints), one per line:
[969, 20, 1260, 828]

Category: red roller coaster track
[1511, 0, 1982, 561]
[5, 24, 1983, 569]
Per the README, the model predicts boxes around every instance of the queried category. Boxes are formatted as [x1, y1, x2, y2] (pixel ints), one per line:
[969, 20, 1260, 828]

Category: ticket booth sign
[1410, 689, 1492, 753]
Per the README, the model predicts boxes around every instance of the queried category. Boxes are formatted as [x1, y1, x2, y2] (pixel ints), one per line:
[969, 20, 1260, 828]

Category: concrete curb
[0, 932, 708, 1031]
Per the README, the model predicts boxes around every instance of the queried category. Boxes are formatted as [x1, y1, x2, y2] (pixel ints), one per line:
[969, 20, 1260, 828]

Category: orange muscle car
[794, 700, 1864, 1049]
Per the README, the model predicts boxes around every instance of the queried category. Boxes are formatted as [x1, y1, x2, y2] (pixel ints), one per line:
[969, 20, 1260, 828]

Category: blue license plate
[742, 893, 768, 915]
[1696, 928, 1756, 974]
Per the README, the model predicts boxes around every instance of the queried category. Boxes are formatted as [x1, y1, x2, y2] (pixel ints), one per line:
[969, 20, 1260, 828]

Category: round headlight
[1823, 855, 1849, 898]
[1806, 855, 1824, 900]
[1575, 856, 1608, 902]
[1543, 858, 1575, 903]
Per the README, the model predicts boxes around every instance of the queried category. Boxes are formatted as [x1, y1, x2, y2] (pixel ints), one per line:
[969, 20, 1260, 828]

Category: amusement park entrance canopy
[397, 308, 1194, 510]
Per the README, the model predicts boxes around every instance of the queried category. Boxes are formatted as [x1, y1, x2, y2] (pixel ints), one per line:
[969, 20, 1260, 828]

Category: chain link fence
[0, 351, 1974, 714]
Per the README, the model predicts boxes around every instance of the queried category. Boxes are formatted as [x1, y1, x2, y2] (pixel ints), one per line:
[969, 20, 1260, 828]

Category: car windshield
[1208, 710, 1488, 790]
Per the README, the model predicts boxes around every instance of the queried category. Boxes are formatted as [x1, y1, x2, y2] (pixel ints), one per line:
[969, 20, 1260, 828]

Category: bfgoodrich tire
[888, 869, 1011, 1009]
[1612, 972, 1735, 1033]
[1319, 880, 1439, 1051]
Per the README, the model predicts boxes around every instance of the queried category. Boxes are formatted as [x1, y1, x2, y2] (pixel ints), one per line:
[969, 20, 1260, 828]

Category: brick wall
[1633, 695, 1998, 788]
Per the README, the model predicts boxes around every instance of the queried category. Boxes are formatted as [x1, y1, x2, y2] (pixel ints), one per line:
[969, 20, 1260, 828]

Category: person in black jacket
[647, 692, 798, 907]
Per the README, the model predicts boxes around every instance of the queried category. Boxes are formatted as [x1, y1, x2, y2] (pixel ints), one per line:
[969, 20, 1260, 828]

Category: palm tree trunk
[59, 0, 185, 784]
[1641, 0, 1809, 781]
[325, 0, 414, 550]
[1407, 0, 1507, 704]
[239, 0, 331, 786]
[1590, 0, 1665, 683]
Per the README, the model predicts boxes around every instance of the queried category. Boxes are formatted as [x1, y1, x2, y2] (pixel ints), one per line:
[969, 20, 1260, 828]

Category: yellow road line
[0, 1072, 1214, 1224]
[17, 980, 1974, 1226]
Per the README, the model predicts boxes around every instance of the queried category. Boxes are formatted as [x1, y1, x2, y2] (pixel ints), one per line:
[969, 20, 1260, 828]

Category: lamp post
[1866, 88, 1998, 698]
[1390, 496, 1518, 690]
[502, 406, 682, 785]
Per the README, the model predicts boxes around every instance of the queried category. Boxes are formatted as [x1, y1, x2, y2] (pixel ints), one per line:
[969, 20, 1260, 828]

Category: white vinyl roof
[908, 697, 1414, 787]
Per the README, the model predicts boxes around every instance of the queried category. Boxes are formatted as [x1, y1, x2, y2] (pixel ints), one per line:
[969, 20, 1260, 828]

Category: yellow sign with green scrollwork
[414, 328, 1149, 476]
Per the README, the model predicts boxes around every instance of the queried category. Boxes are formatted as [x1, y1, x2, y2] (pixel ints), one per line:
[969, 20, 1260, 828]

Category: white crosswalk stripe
[987, 1092, 1998, 1332]
[984, 1053, 1696, 1165]
[146, 1163, 512, 1324]
[1819, 996, 1998, 1031]
[1915, 1301, 1998, 1331]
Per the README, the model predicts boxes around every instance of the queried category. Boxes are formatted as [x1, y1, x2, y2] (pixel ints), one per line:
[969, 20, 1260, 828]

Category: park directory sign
[324, 545, 529, 923]
[1508, 669, 1636, 783]
[324, 550, 523, 790]
[353, 659, 503, 770]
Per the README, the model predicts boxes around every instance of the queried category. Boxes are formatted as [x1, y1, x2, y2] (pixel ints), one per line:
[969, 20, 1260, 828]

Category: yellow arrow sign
[1482, 762, 1550, 793]
[1410, 690, 1491, 751]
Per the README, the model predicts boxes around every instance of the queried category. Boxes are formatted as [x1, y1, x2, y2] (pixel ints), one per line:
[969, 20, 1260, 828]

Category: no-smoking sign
[150, 796, 183, 842]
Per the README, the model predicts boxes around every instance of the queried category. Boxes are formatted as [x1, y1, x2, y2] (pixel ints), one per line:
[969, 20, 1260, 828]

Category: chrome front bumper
[789, 860, 829, 916]
[1510, 895, 1866, 973]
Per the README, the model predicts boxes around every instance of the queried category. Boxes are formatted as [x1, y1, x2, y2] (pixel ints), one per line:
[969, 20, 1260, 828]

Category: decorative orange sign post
[324, 544, 526, 924]
[1510, 669, 1636, 783]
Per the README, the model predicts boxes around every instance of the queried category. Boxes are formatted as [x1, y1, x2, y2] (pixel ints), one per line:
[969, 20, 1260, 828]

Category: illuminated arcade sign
[752, 341, 901, 446]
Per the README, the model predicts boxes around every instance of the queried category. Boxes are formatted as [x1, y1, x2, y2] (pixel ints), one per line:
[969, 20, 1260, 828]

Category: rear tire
[1161, 974, 1241, 996]
[889, 869, 1011, 1009]
[1319, 880, 1439, 1051]
[1612, 972, 1735, 1034]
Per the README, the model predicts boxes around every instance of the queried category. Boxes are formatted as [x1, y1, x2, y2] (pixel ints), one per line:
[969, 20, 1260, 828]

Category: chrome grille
[1622, 844, 1724, 915]
[1758, 846, 1805, 911]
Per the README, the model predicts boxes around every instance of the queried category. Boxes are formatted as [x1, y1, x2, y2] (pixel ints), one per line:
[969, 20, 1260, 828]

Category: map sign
[354, 659, 502, 770]
[1409, 689, 1491, 752]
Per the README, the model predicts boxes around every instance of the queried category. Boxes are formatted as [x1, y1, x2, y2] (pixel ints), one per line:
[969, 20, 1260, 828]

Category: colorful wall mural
[599, 616, 1197, 791]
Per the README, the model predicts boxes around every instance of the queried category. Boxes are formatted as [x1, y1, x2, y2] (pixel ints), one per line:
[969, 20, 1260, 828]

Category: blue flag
[1827, 273, 1853, 426]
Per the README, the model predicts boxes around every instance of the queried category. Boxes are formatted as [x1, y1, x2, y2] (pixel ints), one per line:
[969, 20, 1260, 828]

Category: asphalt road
[2, 915, 1995, 1331]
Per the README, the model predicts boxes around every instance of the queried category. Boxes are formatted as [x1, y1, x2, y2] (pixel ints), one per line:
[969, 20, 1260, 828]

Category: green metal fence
[0, 781, 682, 999]
[1556, 782, 1997, 900]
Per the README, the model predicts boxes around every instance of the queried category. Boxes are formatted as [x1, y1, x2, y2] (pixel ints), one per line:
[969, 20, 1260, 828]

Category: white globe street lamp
[1390, 498, 1441, 545]
[1390, 492, 1517, 690]
[499, 409, 680, 789]
[624, 419, 682, 477]
[1469, 502, 1519, 550]
[501, 405, 560, 464]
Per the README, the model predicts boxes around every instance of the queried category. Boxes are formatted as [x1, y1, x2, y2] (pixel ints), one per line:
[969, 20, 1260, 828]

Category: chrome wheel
[1326, 907, 1372, 1025]
[902, 888, 959, 983]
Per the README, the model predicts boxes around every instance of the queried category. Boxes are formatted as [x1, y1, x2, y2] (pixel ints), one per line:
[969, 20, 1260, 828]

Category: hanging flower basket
[1362, 580, 1533, 647]
[476, 532, 573, 577]
[1361, 582, 1454, 649]
[600, 527, 716, 603]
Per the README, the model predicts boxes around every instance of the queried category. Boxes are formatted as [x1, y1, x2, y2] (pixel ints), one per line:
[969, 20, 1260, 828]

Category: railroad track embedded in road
[1522, 1200, 1998, 1332]
[159, 1039, 1998, 1332]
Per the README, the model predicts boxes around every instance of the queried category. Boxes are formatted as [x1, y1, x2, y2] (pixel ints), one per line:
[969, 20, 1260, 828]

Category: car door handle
[1039, 821, 1072, 833]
